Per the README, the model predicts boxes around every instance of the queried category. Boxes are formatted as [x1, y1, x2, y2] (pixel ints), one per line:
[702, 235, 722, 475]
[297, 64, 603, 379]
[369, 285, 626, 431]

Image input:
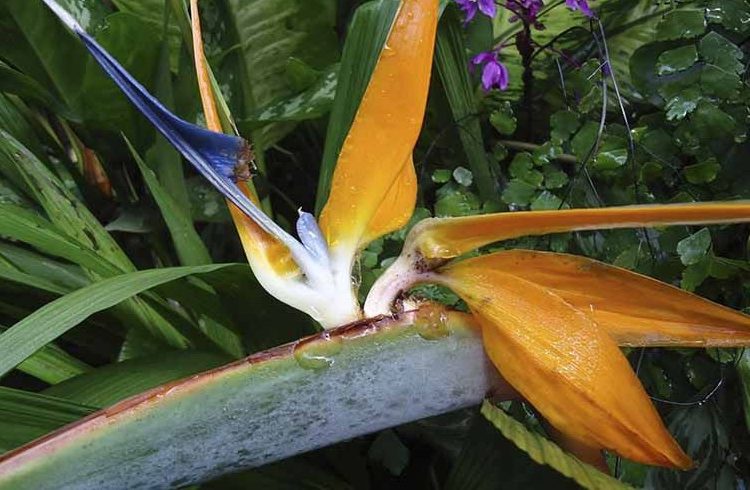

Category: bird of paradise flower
[43, 0, 750, 473]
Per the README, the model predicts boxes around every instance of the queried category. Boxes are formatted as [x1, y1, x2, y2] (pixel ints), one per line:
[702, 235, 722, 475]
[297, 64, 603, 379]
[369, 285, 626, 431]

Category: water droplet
[294, 333, 343, 370]
[415, 306, 451, 340]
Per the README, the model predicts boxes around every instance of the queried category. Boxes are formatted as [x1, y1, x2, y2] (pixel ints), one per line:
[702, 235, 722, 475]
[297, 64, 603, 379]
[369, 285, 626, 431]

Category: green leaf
[435, 185, 482, 217]
[501, 180, 537, 207]
[530, 191, 563, 211]
[571, 121, 599, 162]
[543, 167, 569, 189]
[738, 349, 750, 433]
[683, 159, 720, 184]
[284, 57, 321, 92]
[435, 7, 496, 201]
[699, 65, 741, 99]
[656, 45, 698, 76]
[0, 311, 505, 488]
[699, 32, 744, 74]
[453, 167, 474, 187]
[594, 136, 628, 170]
[550, 110, 580, 144]
[432, 169, 453, 184]
[78, 13, 163, 141]
[489, 102, 518, 136]
[16, 347, 90, 386]
[0, 61, 65, 113]
[0, 387, 95, 454]
[706, 0, 750, 34]
[315, 0, 400, 212]
[0, 266, 69, 296]
[0, 323, 91, 385]
[445, 413, 579, 490]
[367, 430, 410, 476]
[44, 350, 231, 408]
[0, 242, 87, 292]
[110, 0, 182, 72]
[244, 64, 338, 124]
[665, 89, 701, 121]
[480, 401, 631, 490]
[186, 177, 231, 223]
[128, 139, 243, 358]
[655, 10, 706, 41]
[698, 32, 744, 99]
[0, 132, 187, 350]
[0, 0, 91, 114]
[509, 153, 543, 186]
[0, 263, 241, 379]
[145, 22, 191, 213]
[691, 103, 736, 141]
[681, 257, 710, 291]
[645, 405, 730, 489]
[0, 130, 133, 272]
[677, 228, 712, 266]
[127, 138, 212, 267]
[222, 0, 339, 151]
[0, 203, 118, 278]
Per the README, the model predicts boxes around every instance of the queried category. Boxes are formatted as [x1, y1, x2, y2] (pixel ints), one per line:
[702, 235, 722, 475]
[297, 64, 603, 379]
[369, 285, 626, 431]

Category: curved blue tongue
[40, 0, 289, 244]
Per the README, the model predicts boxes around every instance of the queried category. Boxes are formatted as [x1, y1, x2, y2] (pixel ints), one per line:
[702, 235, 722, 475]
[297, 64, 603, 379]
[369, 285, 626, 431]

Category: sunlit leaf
[0, 263, 242, 378]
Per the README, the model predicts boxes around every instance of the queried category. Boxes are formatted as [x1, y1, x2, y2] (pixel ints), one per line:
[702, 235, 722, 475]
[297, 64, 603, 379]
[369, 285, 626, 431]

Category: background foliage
[0, 0, 749, 488]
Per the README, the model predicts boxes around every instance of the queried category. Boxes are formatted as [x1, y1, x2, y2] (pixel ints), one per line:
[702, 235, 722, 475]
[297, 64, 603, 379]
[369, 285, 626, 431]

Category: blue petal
[41, 0, 289, 244]
[295, 211, 330, 267]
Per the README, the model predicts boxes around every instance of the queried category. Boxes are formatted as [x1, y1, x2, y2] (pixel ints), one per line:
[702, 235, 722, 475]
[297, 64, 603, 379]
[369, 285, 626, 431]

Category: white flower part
[364, 253, 423, 318]
[248, 215, 362, 330]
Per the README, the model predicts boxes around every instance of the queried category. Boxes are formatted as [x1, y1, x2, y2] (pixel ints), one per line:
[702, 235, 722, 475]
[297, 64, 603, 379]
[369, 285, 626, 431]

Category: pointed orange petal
[319, 0, 437, 254]
[438, 258, 693, 469]
[191, 0, 295, 276]
[479, 250, 750, 347]
[362, 157, 417, 245]
[411, 202, 750, 259]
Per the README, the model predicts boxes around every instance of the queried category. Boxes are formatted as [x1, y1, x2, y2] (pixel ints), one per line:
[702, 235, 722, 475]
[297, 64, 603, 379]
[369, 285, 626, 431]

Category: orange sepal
[191, 0, 295, 276]
[480, 250, 750, 347]
[438, 257, 693, 469]
[319, 0, 437, 253]
[411, 202, 750, 259]
[229, 185, 298, 276]
[362, 157, 417, 245]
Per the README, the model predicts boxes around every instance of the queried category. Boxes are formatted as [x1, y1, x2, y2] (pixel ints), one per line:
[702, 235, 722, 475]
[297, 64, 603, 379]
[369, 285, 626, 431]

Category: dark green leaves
[677, 228, 711, 266]
[655, 10, 706, 41]
[44, 350, 231, 407]
[657, 45, 698, 76]
[0, 263, 241, 379]
[480, 402, 630, 490]
[435, 7, 495, 202]
[0, 388, 95, 454]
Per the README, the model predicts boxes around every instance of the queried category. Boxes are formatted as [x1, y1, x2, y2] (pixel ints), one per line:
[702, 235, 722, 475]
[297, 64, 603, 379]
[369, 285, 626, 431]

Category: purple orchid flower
[507, 0, 544, 25]
[455, 0, 497, 22]
[471, 51, 509, 92]
[565, 0, 594, 17]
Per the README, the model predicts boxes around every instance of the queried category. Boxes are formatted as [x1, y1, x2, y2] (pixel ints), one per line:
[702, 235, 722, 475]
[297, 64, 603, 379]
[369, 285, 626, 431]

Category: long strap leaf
[0, 264, 242, 379]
